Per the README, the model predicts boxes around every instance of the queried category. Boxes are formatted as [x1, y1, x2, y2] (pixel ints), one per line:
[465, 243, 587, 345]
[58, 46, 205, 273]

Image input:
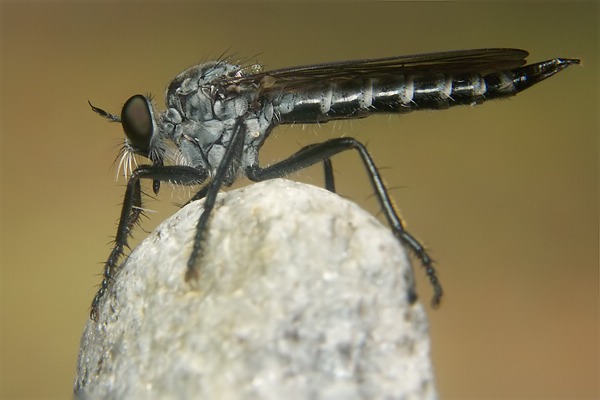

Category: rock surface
[75, 179, 437, 399]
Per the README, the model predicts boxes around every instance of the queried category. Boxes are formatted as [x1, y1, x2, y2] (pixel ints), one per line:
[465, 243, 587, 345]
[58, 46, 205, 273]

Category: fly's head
[89, 95, 166, 193]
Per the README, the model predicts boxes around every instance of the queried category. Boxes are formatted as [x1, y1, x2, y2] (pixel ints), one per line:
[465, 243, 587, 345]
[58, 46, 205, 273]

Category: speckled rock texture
[75, 179, 436, 400]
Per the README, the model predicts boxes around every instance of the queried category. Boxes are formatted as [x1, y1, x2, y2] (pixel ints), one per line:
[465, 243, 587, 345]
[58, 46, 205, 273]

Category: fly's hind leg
[323, 158, 335, 193]
[246, 137, 442, 307]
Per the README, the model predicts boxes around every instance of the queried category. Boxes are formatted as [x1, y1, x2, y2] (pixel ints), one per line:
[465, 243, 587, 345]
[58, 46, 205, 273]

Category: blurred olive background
[0, 1, 597, 399]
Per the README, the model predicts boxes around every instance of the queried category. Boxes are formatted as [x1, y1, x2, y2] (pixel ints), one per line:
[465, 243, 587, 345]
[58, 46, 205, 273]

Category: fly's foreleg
[90, 165, 208, 321]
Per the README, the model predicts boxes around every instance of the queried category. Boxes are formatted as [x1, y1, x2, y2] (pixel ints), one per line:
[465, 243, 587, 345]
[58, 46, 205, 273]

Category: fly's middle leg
[184, 117, 247, 283]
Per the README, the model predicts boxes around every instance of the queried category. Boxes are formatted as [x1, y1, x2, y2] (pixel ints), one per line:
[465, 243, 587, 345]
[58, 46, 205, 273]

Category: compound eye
[121, 95, 154, 156]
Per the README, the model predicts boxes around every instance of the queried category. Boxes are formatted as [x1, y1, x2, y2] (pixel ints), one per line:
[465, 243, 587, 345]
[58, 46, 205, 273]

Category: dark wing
[229, 48, 529, 93]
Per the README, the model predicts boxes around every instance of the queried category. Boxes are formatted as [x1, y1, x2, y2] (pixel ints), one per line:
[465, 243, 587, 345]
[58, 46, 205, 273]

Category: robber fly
[89, 48, 579, 320]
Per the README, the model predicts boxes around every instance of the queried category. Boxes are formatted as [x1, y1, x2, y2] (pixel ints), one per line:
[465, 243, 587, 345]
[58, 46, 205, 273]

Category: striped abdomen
[272, 58, 578, 124]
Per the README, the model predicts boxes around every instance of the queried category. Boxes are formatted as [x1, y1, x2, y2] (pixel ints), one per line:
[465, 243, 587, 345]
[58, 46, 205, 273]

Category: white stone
[75, 179, 437, 399]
